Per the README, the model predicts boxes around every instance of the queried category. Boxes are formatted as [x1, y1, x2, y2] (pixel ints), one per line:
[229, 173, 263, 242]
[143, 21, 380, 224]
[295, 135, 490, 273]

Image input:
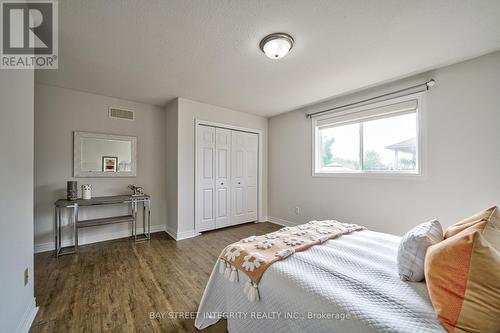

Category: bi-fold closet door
[197, 125, 258, 232]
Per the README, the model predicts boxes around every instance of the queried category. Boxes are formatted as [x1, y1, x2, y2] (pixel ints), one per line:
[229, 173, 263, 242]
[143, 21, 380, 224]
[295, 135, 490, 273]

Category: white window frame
[311, 93, 425, 178]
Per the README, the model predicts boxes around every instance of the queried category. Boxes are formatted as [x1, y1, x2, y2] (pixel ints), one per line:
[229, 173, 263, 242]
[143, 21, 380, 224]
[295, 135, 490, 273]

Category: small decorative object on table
[82, 184, 92, 200]
[128, 184, 144, 196]
[67, 181, 77, 201]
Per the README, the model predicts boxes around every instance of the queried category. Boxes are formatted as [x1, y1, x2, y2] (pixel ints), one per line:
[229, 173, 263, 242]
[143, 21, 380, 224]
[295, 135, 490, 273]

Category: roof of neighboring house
[385, 138, 416, 154]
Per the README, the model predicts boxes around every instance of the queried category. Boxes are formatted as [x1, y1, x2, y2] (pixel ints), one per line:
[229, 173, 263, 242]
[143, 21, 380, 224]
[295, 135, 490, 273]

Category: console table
[54, 194, 151, 256]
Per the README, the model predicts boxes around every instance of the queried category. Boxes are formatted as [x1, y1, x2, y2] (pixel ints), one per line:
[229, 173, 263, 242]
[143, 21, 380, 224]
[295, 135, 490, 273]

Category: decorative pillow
[444, 206, 496, 239]
[425, 207, 500, 333]
[397, 219, 443, 282]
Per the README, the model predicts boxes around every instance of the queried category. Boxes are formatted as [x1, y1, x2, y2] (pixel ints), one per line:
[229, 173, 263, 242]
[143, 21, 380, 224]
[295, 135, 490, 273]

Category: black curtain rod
[305, 79, 435, 119]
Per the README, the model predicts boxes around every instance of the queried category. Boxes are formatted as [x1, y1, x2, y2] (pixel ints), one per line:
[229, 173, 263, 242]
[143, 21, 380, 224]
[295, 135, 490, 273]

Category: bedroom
[0, 1, 499, 332]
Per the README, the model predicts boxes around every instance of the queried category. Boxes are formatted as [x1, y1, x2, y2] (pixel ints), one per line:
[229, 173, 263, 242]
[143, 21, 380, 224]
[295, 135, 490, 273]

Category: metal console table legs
[54, 195, 151, 257]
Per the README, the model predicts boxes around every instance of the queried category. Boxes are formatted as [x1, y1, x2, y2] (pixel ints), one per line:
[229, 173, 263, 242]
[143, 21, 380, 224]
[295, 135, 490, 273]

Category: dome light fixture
[259, 33, 294, 59]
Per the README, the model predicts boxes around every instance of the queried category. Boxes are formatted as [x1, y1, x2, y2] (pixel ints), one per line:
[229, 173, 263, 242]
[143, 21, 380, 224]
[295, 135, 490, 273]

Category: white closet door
[215, 128, 231, 228]
[197, 126, 216, 232]
[231, 130, 258, 225]
[244, 132, 258, 221]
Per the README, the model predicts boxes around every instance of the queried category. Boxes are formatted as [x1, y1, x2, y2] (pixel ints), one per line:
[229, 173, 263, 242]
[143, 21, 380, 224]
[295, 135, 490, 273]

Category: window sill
[312, 171, 422, 180]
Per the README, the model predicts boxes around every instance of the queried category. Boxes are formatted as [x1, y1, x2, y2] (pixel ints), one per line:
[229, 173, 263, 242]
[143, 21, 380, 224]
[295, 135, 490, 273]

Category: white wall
[269, 51, 500, 235]
[34, 84, 167, 251]
[170, 98, 269, 238]
[0, 70, 36, 332]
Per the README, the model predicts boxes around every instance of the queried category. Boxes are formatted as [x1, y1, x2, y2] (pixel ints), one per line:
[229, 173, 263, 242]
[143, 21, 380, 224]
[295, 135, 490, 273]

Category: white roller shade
[317, 99, 418, 129]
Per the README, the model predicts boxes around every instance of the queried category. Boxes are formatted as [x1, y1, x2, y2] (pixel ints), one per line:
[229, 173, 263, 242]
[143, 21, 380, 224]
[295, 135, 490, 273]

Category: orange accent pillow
[444, 206, 496, 239]
[425, 207, 500, 333]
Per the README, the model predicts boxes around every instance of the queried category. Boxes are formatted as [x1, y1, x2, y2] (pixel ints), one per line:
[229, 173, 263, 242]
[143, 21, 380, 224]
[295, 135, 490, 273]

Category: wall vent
[109, 107, 134, 120]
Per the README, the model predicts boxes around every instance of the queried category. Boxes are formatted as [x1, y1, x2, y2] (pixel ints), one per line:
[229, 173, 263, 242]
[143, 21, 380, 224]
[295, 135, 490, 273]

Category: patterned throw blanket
[218, 220, 365, 302]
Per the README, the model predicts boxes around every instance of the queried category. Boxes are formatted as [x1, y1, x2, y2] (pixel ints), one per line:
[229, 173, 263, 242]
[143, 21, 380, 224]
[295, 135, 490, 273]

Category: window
[313, 96, 421, 176]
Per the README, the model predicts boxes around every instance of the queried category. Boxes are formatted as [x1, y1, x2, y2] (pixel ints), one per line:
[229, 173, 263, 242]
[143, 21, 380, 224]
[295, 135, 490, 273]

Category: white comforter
[195, 230, 445, 333]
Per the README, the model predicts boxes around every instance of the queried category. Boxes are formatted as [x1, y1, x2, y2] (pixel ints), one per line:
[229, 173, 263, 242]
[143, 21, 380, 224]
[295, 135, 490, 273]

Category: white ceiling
[35, 0, 500, 117]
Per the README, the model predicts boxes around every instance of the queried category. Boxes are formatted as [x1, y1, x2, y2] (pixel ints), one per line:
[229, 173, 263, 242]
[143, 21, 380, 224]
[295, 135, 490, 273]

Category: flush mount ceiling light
[259, 33, 294, 59]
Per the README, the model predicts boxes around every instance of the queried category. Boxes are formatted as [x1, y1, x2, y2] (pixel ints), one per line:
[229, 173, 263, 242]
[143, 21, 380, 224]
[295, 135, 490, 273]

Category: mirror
[74, 131, 137, 177]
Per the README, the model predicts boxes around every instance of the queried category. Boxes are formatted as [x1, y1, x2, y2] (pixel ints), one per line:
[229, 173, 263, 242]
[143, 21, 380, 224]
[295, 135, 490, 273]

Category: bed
[195, 229, 445, 332]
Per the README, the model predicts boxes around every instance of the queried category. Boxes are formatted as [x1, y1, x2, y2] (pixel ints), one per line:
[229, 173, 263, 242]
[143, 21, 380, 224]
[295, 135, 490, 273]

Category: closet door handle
[237, 182, 241, 185]
[220, 182, 224, 185]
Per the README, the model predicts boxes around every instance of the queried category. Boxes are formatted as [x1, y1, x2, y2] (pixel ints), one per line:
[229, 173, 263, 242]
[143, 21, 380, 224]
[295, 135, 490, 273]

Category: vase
[67, 181, 77, 201]
[82, 184, 92, 200]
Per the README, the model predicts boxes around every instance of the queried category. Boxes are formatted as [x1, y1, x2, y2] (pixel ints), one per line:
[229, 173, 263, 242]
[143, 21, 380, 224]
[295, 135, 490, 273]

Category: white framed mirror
[74, 131, 137, 177]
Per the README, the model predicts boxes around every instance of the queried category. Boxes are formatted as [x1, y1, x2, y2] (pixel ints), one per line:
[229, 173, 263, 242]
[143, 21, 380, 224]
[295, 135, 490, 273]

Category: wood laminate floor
[30, 222, 281, 333]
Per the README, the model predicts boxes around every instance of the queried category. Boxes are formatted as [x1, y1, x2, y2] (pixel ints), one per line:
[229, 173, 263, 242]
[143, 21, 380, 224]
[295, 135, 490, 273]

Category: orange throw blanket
[218, 220, 365, 301]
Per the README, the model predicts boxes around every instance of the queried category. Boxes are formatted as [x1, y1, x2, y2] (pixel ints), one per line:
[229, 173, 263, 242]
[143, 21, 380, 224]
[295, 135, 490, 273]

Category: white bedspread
[195, 230, 445, 333]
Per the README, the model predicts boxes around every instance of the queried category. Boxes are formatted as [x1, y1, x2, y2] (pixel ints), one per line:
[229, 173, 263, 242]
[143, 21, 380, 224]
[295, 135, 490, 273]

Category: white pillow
[397, 219, 443, 282]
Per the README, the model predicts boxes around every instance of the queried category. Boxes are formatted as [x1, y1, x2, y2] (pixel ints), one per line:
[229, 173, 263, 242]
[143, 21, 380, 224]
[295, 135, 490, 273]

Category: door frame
[194, 119, 264, 234]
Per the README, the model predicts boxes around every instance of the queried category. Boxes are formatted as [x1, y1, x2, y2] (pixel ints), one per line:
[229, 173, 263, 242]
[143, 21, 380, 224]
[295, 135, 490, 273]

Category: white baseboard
[16, 297, 38, 333]
[34, 224, 166, 253]
[165, 225, 177, 239]
[165, 225, 199, 241]
[267, 216, 299, 227]
[257, 216, 269, 222]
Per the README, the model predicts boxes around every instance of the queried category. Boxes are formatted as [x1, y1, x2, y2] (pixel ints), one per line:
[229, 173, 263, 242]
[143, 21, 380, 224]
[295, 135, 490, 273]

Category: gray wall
[170, 98, 269, 237]
[269, 51, 500, 235]
[34, 84, 167, 250]
[165, 99, 179, 235]
[0, 70, 35, 331]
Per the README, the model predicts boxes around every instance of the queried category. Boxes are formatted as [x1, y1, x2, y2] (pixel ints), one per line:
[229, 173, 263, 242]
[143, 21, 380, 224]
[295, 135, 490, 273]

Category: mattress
[195, 230, 445, 333]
